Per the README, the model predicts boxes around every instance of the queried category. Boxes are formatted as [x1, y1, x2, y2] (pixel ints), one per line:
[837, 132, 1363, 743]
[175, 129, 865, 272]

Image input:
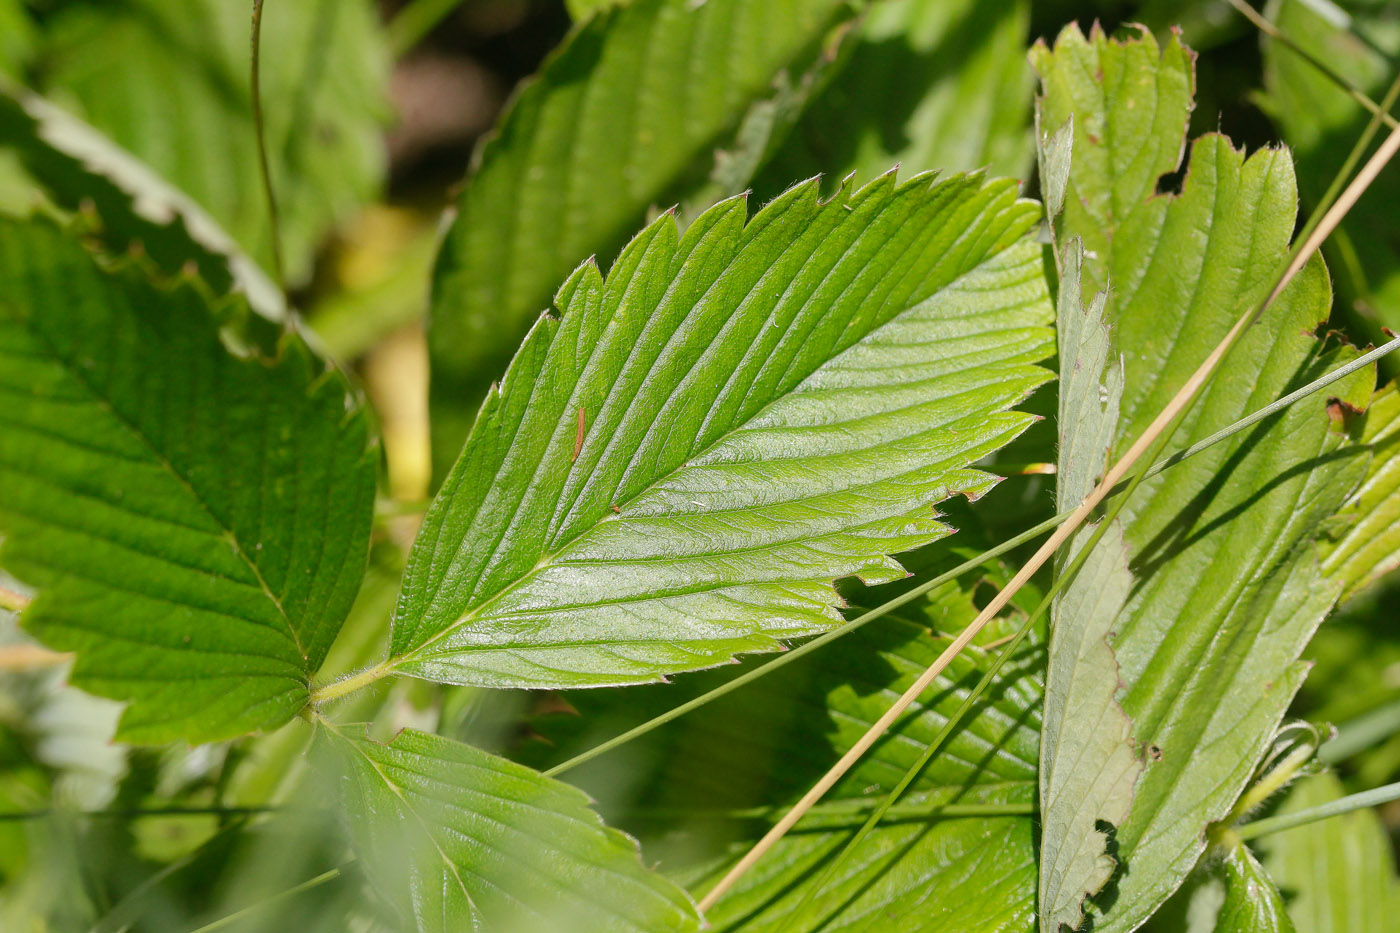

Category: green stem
[310, 659, 395, 705]
[1222, 740, 1319, 831]
[544, 335, 1400, 778]
[187, 863, 348, 933]
[250, 0, 285, 290]
[1228, 0, 1399, 133]
[1236, 781, 1400, 841]
[626, 800, 1034, 823]
[0, 804, 278, 823]
[388, 0, 462, 57]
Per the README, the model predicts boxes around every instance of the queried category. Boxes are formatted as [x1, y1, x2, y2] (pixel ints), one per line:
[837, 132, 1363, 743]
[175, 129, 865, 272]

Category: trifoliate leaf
[323, 725, 699, 932]
[0, 218, 377, 743]
[1034, 23, 1374, 930]
[378, 171, 1053, 690]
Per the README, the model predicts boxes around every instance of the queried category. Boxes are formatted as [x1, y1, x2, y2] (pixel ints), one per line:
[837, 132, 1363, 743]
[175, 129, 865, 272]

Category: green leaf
[1261, 0, 1400, 335]
[1216, 840, 1297, 933]
[752, 0, 1034, 199]
[519, 590, 1042, 932]
[1321, 382, 1400, 602]
[380, 171, 1053, 690]
[0, 80, 284, 319]
[322, 724, 699, 932]
[1039, 234, 1140, 931]
[427, 0, 854, 465]
[1034, 24, 1374, 930]
[663, 616, 1041, 931]
[37, 0, 389, 285]
[0, 217, 377, 743]
[1256, 772, 1400, 933]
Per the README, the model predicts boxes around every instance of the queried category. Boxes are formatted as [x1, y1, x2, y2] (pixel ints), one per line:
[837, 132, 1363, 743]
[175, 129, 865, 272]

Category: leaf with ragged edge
[380, 170, 1053, 690]
[1038, 232, 1140, 931]
[1034, 24, 1375, 930]
[427, 0, 855, 466]
[0, 80, 284, 320]
[1215, 841, 1296, 933]
[1256, 773, 1400, 932]
[1261, 0, 1400, 336]
[322, 725, 699, 932]
[1321, 383, 1400, 602]
[752, 0, 1034, 201]
[0, 217, 377, 744]
[36, 0, 389, 286]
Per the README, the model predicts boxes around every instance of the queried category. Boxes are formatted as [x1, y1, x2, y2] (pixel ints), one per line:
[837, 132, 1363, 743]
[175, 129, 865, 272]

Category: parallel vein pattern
[325, 726, 699, 932]
[428, 0, 851, 463]
[0, 218, 376, 743]
[1035, 25, 1374, 930]
[390, 171, 1055, 689]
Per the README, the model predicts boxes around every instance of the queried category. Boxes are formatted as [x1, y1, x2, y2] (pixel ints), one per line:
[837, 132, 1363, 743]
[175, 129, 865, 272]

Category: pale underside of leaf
[1034, 23, 1375, 930]
[0, 80, 284, 319]
[389, 170, 1055, 690]
[0, 218, 376, 743]
[324, 725, 699, 933]
[427, 0, 854, 467]
[1039, 236, 1140, 932]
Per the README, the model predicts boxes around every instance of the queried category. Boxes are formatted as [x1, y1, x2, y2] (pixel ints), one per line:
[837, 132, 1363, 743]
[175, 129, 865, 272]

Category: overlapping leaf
[378, 170, 1054, 690]
[1039, 232, 1139, 931]
[1034, 24, 1374, 930]
[427, 0, 854, 464]
[0, 80, 283, 319]
[1321, 382, 1400, 601]
[0, 217, 376, 743]
[37, 0, 389, 285]
[323, 725, 699, 932]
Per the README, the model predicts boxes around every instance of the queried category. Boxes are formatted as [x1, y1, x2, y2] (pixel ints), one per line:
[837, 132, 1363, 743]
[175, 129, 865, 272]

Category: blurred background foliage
[2, 0, 1400, 930]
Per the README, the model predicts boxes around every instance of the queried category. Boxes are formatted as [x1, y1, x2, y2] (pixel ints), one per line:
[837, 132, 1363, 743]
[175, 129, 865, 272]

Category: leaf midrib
[394, 242, 1040, 670]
